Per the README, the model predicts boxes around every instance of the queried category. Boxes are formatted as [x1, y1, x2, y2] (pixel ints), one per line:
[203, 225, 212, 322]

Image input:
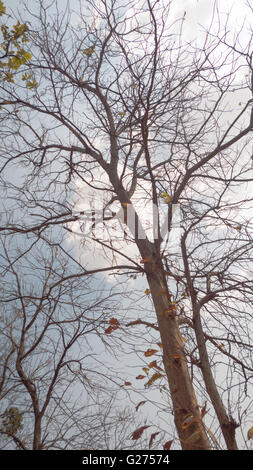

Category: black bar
[0, 449, 250, 466]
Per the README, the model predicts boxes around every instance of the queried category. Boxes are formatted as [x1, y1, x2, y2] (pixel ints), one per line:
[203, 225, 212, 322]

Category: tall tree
[0, 0, 252, 449]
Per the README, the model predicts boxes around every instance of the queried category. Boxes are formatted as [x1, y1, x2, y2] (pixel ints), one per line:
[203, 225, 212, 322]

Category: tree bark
[181, 234, 238, 449]
[193, 304, 238, 450]
[33, 414, 42, 450]
[145, 263, 211, 449]
[16, 340, 42, 450]
[109, 173, 211, 449]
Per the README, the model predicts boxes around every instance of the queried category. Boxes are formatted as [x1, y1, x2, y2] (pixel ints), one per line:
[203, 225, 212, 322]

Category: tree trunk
[193, 305, 238, 450]
[33, 414, 42, 450]
[110, 177, 211, 449]
[181, 234, 238, 449]
[146, 268, 211, 450]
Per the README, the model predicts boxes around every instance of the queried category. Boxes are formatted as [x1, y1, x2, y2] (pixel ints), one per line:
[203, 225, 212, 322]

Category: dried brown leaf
[144, 348, 158, 357]
[132, 425, 151, 440]
[163, 440, 173, 450]
[135, 401, 146, 412]
[149, 431, 160, 449]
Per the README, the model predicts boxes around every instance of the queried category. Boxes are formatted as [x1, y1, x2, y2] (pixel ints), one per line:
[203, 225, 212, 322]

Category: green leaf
[0, 1, 6, 16]
[22, 51, 32, 61]
[26, 79, 38, 89]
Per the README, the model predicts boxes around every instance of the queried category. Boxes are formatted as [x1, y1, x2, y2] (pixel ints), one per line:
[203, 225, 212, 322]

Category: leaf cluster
[0, 3, 33, 84]
[1, 407, 23, 435]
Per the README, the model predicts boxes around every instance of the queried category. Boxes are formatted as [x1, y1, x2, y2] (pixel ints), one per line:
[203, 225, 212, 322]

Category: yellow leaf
[22, 51, 32, 61]
[119, 112, 125, 116]
[83, 47, 95, 56]
[247, 426, 253, 440]
[26, 79, 38, 89]
[0, 1, 6, 15]
[159, 191, 172, 203]
[145, 372, 164, 388]
[3, 71, 14, 83]
[142, 367, 149, 375]
[148, 360, 163, 371]
[22, 73, 32, 81]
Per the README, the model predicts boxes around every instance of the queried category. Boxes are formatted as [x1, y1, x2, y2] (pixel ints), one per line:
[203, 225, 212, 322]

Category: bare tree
[0, 230, 162, 450]
[0, 0, 252, 449]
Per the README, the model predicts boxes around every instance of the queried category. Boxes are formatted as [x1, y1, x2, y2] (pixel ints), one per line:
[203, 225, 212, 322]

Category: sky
[1, 0, 252, 449]
[63, 2, 253, 447]
[64, 0, 253, 278]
